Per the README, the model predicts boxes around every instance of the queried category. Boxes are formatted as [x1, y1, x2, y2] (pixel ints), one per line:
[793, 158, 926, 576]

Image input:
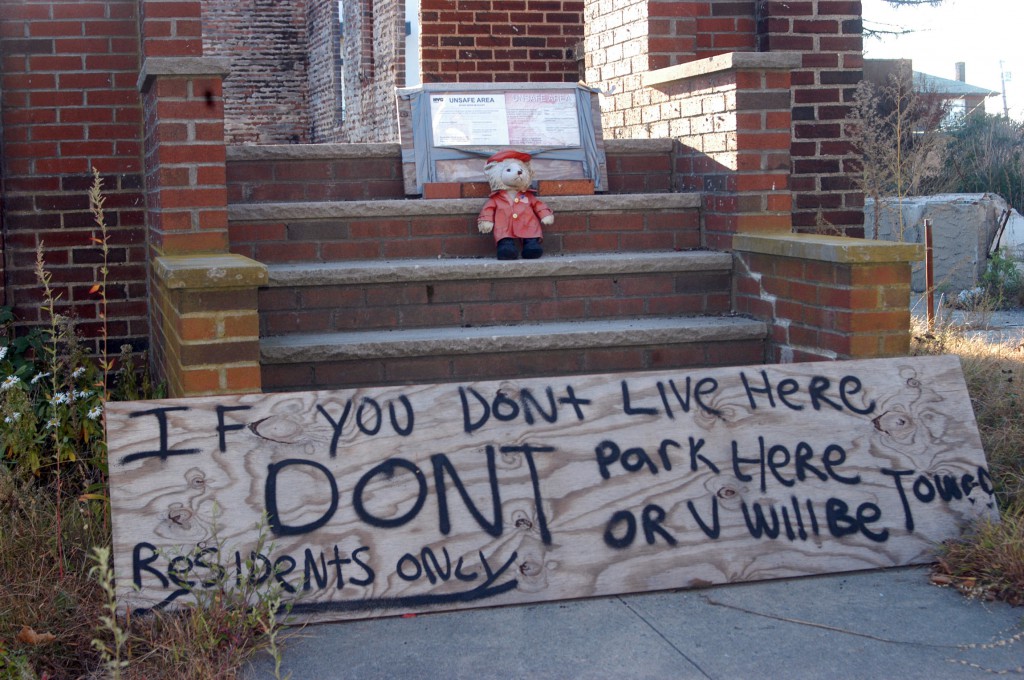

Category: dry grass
[0, 469, 106, 679]
[936, 509, 1024, 606]
[0, 467, 287, 679]
[912, 320, 1024, 508]
[912, 319, 1024, 604]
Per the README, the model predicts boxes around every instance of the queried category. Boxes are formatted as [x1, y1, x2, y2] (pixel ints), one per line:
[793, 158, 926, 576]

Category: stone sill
[154, 254, 268, 289]
[228, 192, 702, 222]
[137, 56, 233, 93]
[226, 143, 403, 161]
[642, 51, 803, 88]
[225, 139, 673, 162]
[733, 233, 925, 265]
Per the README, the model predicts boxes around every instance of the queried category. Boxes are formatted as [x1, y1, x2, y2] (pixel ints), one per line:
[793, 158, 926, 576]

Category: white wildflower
[31, 372, 51, 385]
[50, 391, 70, 405]
[72, 367, 86, 379]
[4, 412, 22, 424]
[87, 405, 103, 420]
[46, 417, 60, 429]
[75, 390, 94, 399]
[0, 346, 7, 360]
[1, 375, 19, 391]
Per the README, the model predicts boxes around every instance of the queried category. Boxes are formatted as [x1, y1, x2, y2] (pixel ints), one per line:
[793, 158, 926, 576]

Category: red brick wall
[647, 1, 758, 71]
[307, 0, 344, 142]
[201, 0, 310, 144]
[339, 0, 405, 142]
[0, 0, 148, 354]
[139, 0, 202, 57]
[760, 0, 864, 236]
[421, 0, 584, 84]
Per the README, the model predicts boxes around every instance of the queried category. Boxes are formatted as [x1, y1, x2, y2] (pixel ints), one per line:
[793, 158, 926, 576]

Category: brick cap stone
[643, 52, 803, 88]
[154, 254, 269, 290]
[261, 316, 767, 363]
[603, 138, 676, 154]
[228, 192, 702, 222]
[732, 233, 925, 264]
[137, 56, 233, 92]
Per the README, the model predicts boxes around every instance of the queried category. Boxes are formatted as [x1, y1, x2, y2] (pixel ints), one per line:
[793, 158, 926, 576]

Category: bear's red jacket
[478, 189, 552, 242]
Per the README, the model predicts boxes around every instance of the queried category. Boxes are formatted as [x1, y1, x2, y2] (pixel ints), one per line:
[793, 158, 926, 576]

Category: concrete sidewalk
[246, 567, 1023, 679]
[912, 294, 1024, 346]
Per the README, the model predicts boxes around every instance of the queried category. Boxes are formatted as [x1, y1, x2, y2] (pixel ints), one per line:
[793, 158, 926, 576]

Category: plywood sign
[107, 356, 996, 623]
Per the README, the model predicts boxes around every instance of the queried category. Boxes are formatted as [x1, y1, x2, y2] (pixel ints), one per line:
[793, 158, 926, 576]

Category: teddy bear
[477, 150, 554, 260]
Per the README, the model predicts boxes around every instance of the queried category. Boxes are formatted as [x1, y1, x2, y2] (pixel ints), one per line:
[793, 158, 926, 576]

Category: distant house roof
[914, 71, 998, 98]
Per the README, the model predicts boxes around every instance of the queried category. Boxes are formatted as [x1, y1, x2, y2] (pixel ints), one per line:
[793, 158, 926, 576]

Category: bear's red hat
[486, 149, 532, 164]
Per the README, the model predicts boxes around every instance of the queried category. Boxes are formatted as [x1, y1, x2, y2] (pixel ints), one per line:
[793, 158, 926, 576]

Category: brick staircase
[226, 141, 768, 392]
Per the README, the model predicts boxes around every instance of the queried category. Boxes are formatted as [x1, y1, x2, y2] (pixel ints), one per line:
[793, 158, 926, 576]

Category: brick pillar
[137, 1, 266, 396]
[734, 233, 922, 362]
[759, 0, 864, 236]
[642, 52, 800, 250]
[139, 59, 232, 256]
[151, 255, 267, 397]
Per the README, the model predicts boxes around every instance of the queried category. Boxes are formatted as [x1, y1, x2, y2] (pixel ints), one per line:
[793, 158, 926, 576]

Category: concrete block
[865, 194, 1007, 293]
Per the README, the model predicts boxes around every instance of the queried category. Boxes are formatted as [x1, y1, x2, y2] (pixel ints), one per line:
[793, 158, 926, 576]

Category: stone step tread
[265, 251, 733, 287]
[229, 192, 701, 222]
[261, 315, 767, 363]
[225, 138, 674, 162]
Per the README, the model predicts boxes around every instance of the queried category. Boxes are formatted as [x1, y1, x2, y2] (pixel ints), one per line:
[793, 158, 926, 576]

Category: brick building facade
[1, 0, 893, 395]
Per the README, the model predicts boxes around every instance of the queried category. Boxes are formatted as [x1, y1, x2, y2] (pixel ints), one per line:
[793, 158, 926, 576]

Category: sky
[861, 0, 1024, 119]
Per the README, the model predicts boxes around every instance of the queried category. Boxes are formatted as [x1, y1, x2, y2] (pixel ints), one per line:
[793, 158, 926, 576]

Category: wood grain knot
[185, 468, 206, 490]
[519, 560, 542, 576]
[167, 504, 193, 528]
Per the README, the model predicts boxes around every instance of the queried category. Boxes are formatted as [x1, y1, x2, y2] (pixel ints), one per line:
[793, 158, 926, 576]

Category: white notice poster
[507, 91, 580, 147]
[430, 94, 510, 146]
[429, 91, 582, 148]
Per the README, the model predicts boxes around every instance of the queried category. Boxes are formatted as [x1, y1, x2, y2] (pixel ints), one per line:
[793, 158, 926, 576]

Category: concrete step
[228, 193, 702, 262]
[258, 251, 735, 335]
[260, 315, 768, 391]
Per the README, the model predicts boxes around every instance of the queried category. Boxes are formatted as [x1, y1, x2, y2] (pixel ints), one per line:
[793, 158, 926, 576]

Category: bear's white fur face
[484, 158, 534, 192]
